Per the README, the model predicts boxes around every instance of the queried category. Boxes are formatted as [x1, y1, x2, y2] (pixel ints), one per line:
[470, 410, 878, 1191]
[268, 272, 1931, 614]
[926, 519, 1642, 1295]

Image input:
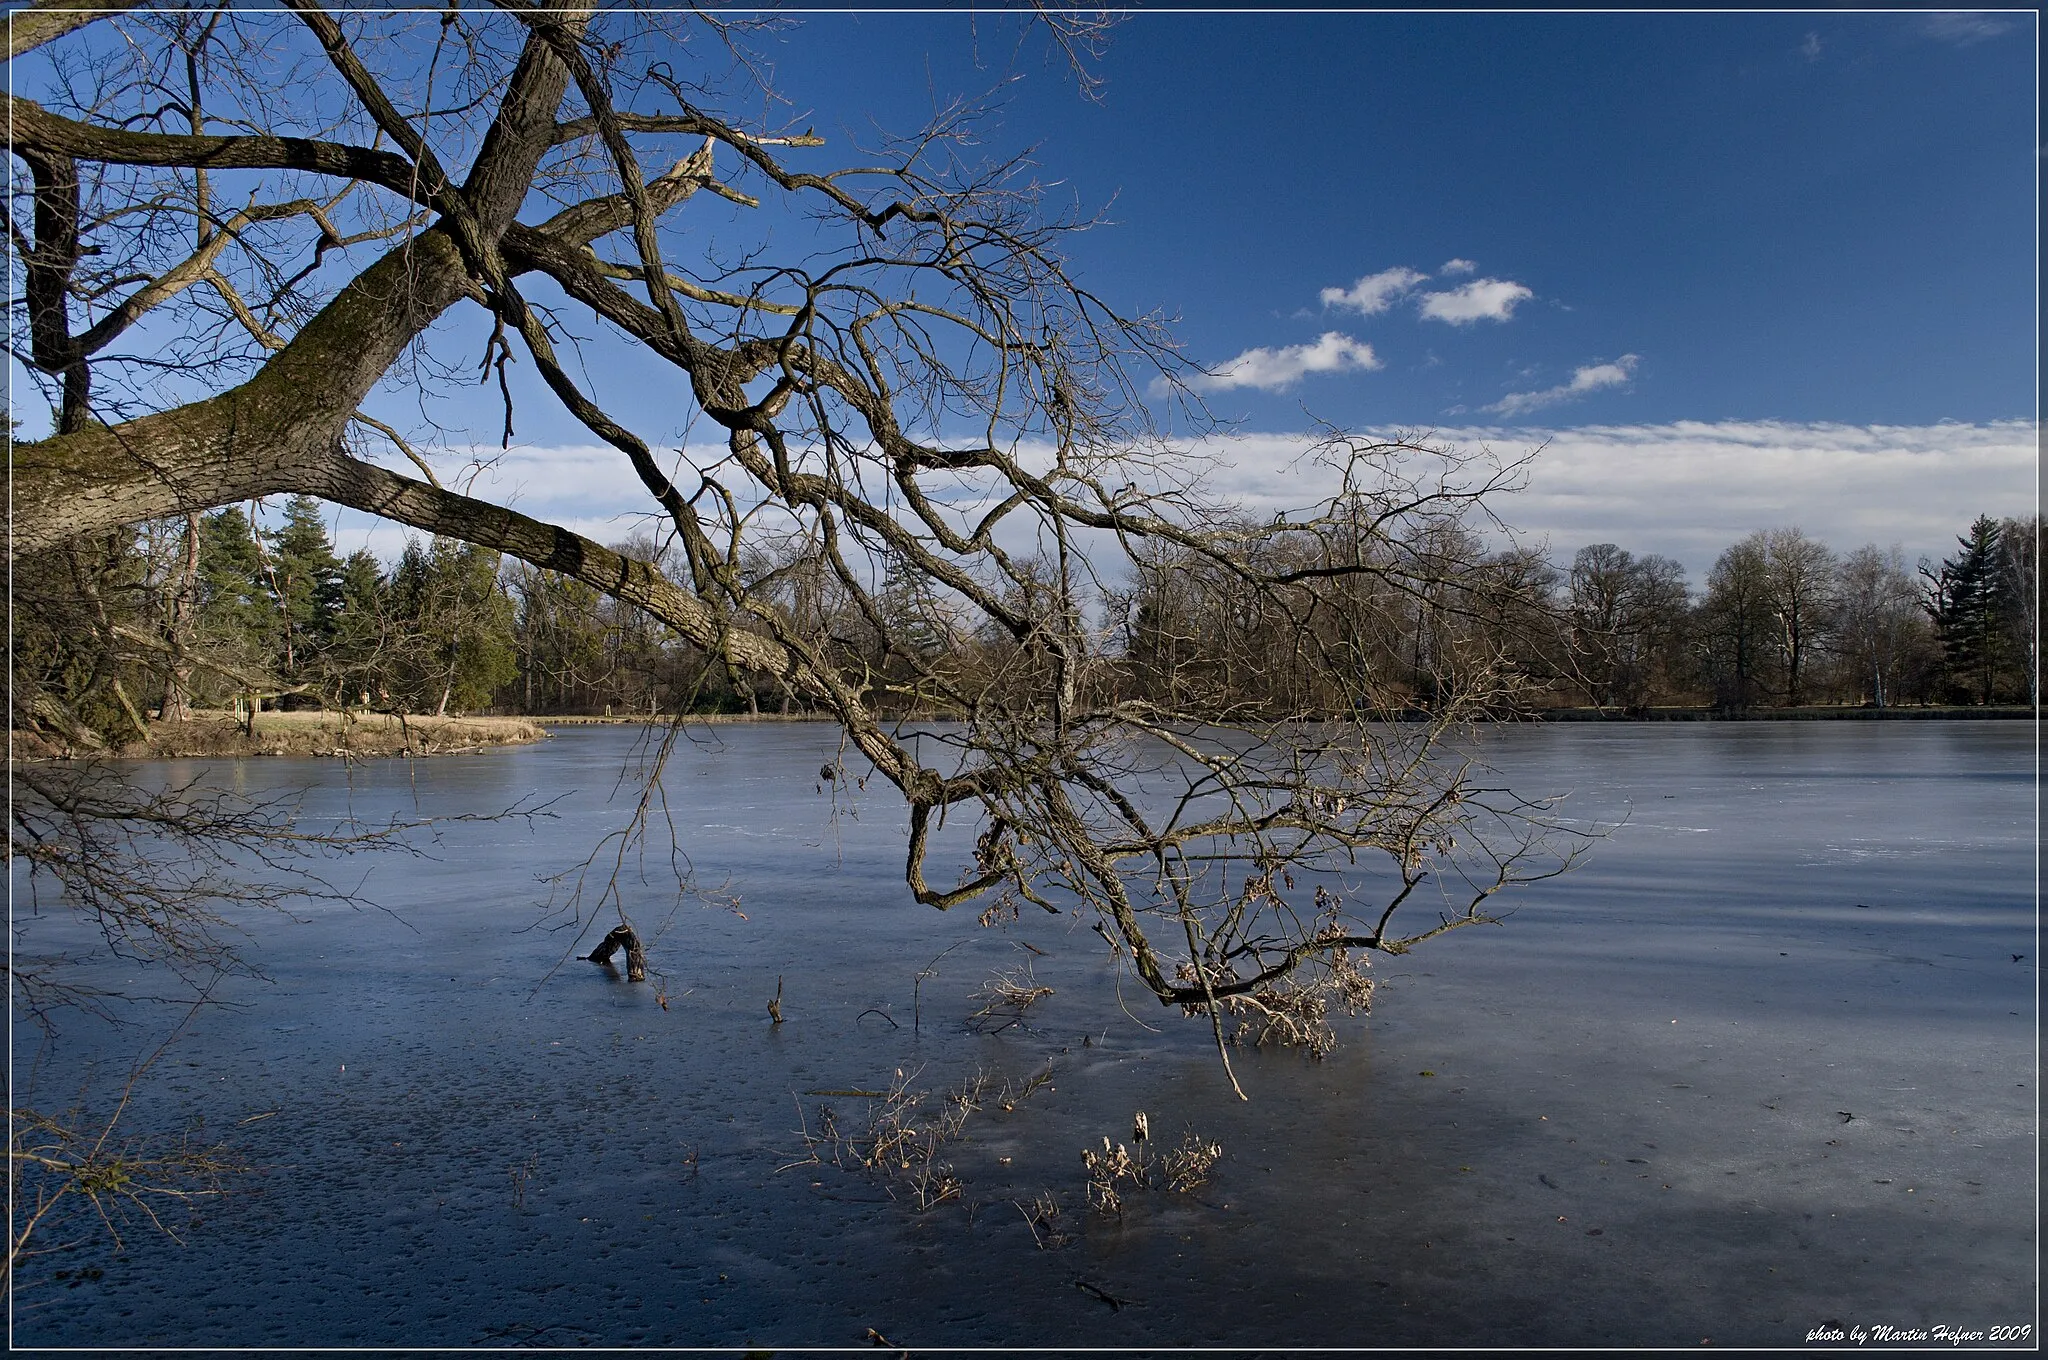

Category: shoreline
[14, 712, 551, 762]
[539, 705, 2040, 725]
[14, 703, 2032, 762]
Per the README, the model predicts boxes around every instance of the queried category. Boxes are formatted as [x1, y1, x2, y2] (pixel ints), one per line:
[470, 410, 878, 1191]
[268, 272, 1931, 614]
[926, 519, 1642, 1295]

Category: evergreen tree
[435, 540, 518, 713]
[196, 506, 280, 675]
[326, 548, 392, 706]
[508, 562, 609, 711]
[879, 554, 948, 660]
[385, 537, 518, 713]
[338, 547, 387, 618]
[1925, 516, 2009, 704]
[266, 495, 344, 675]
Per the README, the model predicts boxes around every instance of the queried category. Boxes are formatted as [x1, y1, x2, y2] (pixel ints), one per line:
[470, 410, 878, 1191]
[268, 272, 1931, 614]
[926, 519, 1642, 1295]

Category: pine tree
[327, 548, 391, 706]
[384, 537, 518, 713]
[432, 539, 518, 714]
[879, 554, 949, 659]
[1926, 516, 2008, 704]
[509, 564, 614, 713]
[266, 495, 344, 677]
[196, 507, 280, 676]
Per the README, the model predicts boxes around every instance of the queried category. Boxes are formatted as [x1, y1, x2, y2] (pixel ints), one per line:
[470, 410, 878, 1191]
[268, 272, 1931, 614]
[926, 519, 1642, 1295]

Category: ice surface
[12, 721, 2034, 1347]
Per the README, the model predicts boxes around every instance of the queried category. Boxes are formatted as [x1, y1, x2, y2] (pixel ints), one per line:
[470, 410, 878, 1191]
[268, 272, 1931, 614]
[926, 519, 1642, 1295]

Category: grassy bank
[16, 711, 551, 761]
[19, 703, 2029, 762]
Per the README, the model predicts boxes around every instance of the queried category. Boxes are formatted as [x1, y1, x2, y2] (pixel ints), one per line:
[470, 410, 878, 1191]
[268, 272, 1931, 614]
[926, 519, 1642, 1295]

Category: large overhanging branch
[9, 8, 1580, 1049]
[6, 97, 437, 207]
[295, 451, 968, 807]
[7, 72, 747, 550]
[6, 0, 142, 62]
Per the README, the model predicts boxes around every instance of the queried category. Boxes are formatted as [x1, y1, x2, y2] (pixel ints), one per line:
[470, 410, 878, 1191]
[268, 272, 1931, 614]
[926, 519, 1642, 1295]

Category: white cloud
[324, 420, 2036, 597]
[1177, 418, 2035, 580]
[1417, 277, 1534, 324]
[1497, 418, 2037, 576]
[1187, 331, 1382, 392]
[1319, 267, 1428, 315]
[1319, 263, 1533, 326]
[1490, 354, 1640, 415]
[1799, 31, 1823, 60]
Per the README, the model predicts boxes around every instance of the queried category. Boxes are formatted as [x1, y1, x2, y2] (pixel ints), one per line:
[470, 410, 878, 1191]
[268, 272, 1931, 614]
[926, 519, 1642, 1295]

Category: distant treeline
[11, 497, 2038, 744]
[1120, 514, 2036, 715]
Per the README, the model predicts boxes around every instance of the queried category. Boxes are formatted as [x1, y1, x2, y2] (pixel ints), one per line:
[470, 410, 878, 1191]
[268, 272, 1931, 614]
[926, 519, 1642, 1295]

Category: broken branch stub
[585, 924, 646, 982]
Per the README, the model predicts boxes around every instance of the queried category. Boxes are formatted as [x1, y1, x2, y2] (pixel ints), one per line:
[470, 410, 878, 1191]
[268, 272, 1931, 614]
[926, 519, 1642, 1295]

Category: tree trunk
[159, 512, 200, 722]
[108, 677, 150, 743]
[585, 924, 646, 982]
[5, 22, 580, 557]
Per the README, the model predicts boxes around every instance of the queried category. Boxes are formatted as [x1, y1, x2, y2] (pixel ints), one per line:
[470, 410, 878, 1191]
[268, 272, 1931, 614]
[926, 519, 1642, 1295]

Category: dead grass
[21, 711, 551, 761]
[786, 1064, 1054, 1213]
[1015, 1189, 1072, 1250]
[1081, 1113, 1223, 1214]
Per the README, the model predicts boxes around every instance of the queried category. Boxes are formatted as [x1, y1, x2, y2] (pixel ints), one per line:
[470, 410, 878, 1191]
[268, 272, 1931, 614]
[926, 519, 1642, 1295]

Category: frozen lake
[11, 721, 2036, 1348]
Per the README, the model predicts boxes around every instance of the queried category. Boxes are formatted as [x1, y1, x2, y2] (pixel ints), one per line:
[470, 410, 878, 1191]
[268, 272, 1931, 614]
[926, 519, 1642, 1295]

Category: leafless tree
[11, 6, 1580, 1099]
[1834, 544, 1935, 708]
[1757, 527, 1838, 708]
[1996, 515, 2039, 709]
[1698, 533, 1773, 708]
[1565, 543, 1689, 709]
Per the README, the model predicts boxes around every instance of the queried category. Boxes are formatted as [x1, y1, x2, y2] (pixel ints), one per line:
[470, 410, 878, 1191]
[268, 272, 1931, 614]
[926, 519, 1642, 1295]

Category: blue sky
[402, 8, 2037, 578]
[14, 7, 2035, 577]
[754, 9, 2036, 431]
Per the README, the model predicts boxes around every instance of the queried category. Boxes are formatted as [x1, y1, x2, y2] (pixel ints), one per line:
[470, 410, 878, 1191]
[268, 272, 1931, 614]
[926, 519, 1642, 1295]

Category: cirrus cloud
[1490, 354, 1640, 415]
